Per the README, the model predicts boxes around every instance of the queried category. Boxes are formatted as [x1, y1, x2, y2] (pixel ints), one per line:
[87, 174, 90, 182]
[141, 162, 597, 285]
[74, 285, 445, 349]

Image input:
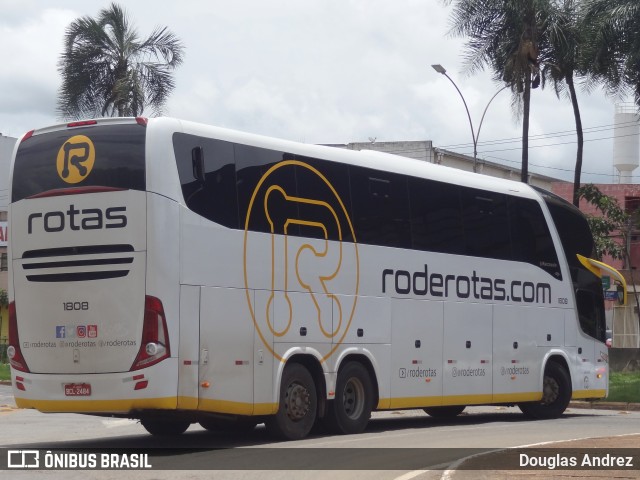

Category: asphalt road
[1, 384, 639, 480]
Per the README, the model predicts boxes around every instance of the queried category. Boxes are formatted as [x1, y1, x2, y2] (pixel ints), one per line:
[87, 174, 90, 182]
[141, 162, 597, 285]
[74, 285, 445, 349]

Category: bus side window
[173, 133, 239, 229]
[235, 146, 298, 236]
[293, 158, 353, 243]
[510, 198, 561, 279]
[460, 188, 511, 260]
[575, 288, 606, 342]
[349, 168, 411, 249]
[409, 178, 465, 256]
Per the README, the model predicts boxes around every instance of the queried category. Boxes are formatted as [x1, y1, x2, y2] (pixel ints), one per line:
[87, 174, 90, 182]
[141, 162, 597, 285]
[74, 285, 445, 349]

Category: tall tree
[57, 3, 184, 119]
[542, 0, 586, 206]
[578, 184, 630, 260]
[443, 0, 551, 183]
[581, 0, 640, 106]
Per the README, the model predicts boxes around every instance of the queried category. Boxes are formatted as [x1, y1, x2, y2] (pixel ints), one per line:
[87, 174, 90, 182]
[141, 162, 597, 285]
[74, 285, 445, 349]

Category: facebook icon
[56, 326, 66, 338]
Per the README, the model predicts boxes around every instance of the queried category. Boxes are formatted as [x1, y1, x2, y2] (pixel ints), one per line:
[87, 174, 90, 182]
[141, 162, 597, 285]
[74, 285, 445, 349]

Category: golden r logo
[57, 135, 95, 184]
[243, 160, 359, 362]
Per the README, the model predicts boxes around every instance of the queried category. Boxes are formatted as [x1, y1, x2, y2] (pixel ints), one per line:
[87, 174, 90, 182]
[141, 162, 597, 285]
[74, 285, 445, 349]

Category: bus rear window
[12, 124, 146, 202]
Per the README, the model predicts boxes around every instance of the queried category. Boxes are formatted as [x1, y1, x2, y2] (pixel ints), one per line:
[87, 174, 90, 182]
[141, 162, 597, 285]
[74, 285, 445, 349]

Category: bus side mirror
[192, 146, 205, 183]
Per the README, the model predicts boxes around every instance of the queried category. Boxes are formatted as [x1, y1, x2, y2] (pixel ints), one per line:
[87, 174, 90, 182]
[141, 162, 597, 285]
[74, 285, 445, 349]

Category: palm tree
[581, 1, 640, 106]
[542, 0, 586, 206]
[443, 0, 553, 183]
[57, 2, 184, 119]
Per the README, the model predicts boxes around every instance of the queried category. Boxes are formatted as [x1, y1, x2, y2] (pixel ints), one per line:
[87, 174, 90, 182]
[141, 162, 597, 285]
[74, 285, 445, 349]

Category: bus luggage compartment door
[177, 285, 200, 409]
[442, 302, 493, 403]
[198, 287, 255, 415]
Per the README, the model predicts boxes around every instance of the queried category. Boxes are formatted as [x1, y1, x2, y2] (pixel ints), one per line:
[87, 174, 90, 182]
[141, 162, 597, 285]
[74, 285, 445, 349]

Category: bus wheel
[266, 363, 317, 440]
[423, 406, 466, 418]
[140, 418, 190, 436]
[199, 417, 258, 434]
[325, 362, 374, 434]
[519, 362, 571, 420]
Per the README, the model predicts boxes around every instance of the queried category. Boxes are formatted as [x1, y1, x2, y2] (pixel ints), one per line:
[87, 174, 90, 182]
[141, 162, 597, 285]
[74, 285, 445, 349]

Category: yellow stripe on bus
[571, 389, 607, 399]
[380, 392, 543, 410]
[14, 396, 177, 413]
[381, 394, 491, 410]
[16, 390, 603, 416]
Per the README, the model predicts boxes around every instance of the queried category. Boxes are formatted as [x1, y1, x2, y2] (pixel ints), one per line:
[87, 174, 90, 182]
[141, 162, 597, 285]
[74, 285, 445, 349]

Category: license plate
[64, 383, 91, 396]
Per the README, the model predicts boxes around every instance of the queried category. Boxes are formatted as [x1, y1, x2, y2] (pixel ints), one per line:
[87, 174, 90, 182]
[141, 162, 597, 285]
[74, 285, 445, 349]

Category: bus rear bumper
[11, 359, 179, 415]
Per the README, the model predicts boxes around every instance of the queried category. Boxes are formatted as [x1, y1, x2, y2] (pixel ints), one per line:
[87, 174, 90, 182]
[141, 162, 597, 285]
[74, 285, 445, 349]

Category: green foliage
[442, 0, 556, 183]
[57, 2, 184, 119]
[0, 289, 7, 308]
[606, 372, 640, 403]
[442, 0, 593, 188]
[581, 0, 640, 107]
[0, 364, 9, 379]
[578, 184, 630, 260]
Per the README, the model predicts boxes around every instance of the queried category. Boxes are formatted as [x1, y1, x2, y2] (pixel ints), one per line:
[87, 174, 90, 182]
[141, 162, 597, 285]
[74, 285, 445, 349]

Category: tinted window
[294, 157, 354, 242]
[538, 188, 595, 267]
[173, 133, 239, 229]
[576, 287, 606, 342]
[171, 137, 567, 281]
[409, 178, 465, 255]
[510, 197, 561, 279]
[541, 189, 605, 341]
[349, 168, 411, 249]
[461, 188, 511, 260]
[12, 124, 146, 202]
[235, 145, 297, 235]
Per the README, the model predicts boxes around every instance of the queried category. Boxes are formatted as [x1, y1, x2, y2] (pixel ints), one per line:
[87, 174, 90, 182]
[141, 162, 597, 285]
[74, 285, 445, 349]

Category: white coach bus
[8, 117, 613, 440]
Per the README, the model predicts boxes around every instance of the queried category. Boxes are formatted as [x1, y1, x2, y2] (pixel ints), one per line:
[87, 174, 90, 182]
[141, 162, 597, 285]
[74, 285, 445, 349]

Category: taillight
[67, 120, 97, 128]
[21, 130, 35, 143]
[130, 296, 171, 371]
[8, 302, 30, 373]
[27, 186, 126, 199]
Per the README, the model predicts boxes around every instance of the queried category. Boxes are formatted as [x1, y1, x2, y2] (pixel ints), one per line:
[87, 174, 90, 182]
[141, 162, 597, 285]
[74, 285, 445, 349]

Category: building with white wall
[328, 140, 563, 191]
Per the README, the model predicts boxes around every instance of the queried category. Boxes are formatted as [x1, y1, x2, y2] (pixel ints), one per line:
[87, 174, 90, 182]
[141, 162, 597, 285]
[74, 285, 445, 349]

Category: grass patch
[606, 372, 640, 403]
[0, 363, 10, 381]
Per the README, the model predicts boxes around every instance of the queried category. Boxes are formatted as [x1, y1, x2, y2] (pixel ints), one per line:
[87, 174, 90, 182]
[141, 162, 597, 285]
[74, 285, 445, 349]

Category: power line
[440, 119, 640, 150]
[475, 131, 640, 155]
[370, 128, 634, 158]
[484, 155, 626, 179]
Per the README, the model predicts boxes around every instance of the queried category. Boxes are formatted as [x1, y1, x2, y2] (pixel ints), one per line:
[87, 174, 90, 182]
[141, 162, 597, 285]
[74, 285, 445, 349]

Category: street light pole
[431, 64, 478, 172]
[431, 64, 508, 173]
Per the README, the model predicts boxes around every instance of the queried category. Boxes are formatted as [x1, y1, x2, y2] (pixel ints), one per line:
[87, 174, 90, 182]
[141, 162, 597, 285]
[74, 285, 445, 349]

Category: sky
[0, 0, 637, 184]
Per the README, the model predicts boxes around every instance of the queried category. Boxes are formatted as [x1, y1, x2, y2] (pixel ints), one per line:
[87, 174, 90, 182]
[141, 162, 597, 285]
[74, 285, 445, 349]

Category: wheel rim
[541, 375, 560, 405]
[284, 381, 311, 422]
[342, 377, 365, 420]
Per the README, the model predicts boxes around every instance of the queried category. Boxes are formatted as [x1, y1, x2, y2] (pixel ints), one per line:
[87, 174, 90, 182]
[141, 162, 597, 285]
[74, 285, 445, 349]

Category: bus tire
[140, 418, 190, 436]
[423, 405, 466, 418]
[266, 363, 317, 440]
[518, 362, 571, 420]
[325, 361, 374, 434]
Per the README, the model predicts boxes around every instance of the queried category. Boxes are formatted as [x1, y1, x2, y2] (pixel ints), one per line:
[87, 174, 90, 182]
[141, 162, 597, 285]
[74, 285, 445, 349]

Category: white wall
[0, 135, 17, 210]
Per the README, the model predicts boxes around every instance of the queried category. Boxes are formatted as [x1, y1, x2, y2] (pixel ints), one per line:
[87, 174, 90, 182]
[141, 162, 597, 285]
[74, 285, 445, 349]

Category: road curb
[569, 400, 640, 411]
